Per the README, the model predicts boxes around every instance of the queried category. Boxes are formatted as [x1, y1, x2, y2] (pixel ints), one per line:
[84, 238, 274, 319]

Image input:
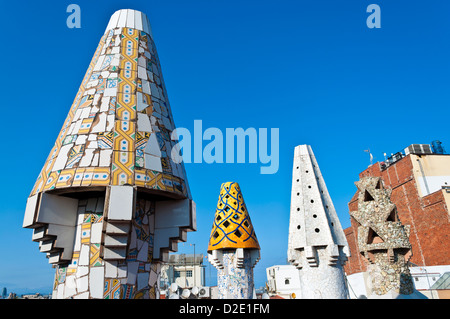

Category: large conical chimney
[23, 9, 196, 299]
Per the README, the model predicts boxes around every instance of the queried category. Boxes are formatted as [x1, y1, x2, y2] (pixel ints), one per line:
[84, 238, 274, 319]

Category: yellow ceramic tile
[90, 167, 110, 186]
[208, 182, 260, 252]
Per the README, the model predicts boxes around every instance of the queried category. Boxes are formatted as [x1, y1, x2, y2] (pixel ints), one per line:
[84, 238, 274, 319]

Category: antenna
[364, 149, 374, 166]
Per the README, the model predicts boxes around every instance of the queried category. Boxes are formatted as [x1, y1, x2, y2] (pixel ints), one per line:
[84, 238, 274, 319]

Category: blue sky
[0, 0, 449, 293]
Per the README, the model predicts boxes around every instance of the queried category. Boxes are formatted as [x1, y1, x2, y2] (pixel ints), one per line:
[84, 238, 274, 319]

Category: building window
[186, 270, 193, 278]
[174, 271, 180, 278]
[285, 278, 290, 285]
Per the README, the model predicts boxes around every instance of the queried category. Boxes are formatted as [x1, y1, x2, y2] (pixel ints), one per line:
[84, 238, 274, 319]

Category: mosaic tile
[118, 69, 137, 94]
[81, 223, 91, 244]
[121, 284, 134, 299]
[55, 168, 75, 188]
[69, 168, 83, 187]
[208, 182, 260, 251]
[90, 112, 108, 133]
[98, 131, 114, 149]
[116, 93, 136, 120]
[104, 279, 121, 299]
[67, 251, 80, 275]
[91, 167, 110, 186]
[43, 170, 60, 191]
[90, 243, 103, 267]
[146, 170, 165, 190]
[63, 134, 77, 145]
[111, 151, 134, 185]
[65, 144, 85, 169]
[135, 168, 147, 187]
[99, 149, 113, 166]
[81, 167, 95, 186]
[113, 120, 135, 152]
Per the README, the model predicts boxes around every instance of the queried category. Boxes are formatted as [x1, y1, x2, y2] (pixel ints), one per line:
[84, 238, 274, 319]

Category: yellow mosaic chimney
[23, 9, 196, 299]
[208, 182, 260, 252]
[207, 181, 260, 299]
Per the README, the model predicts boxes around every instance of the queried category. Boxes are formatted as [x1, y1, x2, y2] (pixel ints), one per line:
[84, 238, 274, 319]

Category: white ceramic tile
[79, 107, 91, 120]
[52, 143, 73, 171]
[79, 149, 94, 167]
[104, 87, 117, 97]
[37, 197, 78, 233]
[105, 261, 118, 278]
[147, 70, 154, 82]
[134, 10, 143, 31]
[126, 9, 135, 28]
[75, 134, 88, 145]
[89, 267, 105, 299]
[87, 140, 98, 149]
[73, 108, 83, 122]
[117, 9, 128, 28]
[105, 10, 120, 33]
[137, 113, 152, 132]
[108, 186, 134, 221]
[73, 291, 89, 299]
[76, 266, 89, 278]
[72, 119, 83, 135]
[100, 71, 110, 78]
[100, 97, 110, 112]
[144, 153, 162, 172]
[91, 112, 107, 133]
[138, 66, 147, 80]
[106, 115, 115, 131]
[127, 262, 139, 285]
[76, 275, 89, 293]
[64, 276, 77, 298]
[93, 94, 102, 106]
[86, 79, 99, 89]
[67, 122, 75, 135]
[91, 153, 99, 166]
[111, 56, 120, 67]
[137, 241, 148, 262]
[91, 222, 103, 244]
[79, 244, 90, 266]
[77, 207, 86, 223]
[74, 224, 81, 251]
[57, 283, 64, 299]
[150, 82, 160, 99]
[23, 194, 38, 228]
[137, 272, 149, 290]
[144, 134, 161, 157]
[143, 12, 151, 36]
[137, 92, 149, 111]
[93, 55, 105, 71]
[99, 149, 112, 166]
[141, 80, 151, 95]
[111, 46, 120, 54]
[118, 265, 127, 278]
[138, 56, 146, 67]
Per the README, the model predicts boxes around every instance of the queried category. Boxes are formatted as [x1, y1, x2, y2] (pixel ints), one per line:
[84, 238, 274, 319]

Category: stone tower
[287, 145, 350, 299]
[23, 9, 196, 299]
[350, 176, 425, 298]
[207, 182, 260, 299]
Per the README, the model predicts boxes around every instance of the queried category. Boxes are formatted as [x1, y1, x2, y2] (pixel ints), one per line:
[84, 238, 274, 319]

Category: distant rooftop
[166, 253, 204, 265]
[380, 140, 447, 170]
